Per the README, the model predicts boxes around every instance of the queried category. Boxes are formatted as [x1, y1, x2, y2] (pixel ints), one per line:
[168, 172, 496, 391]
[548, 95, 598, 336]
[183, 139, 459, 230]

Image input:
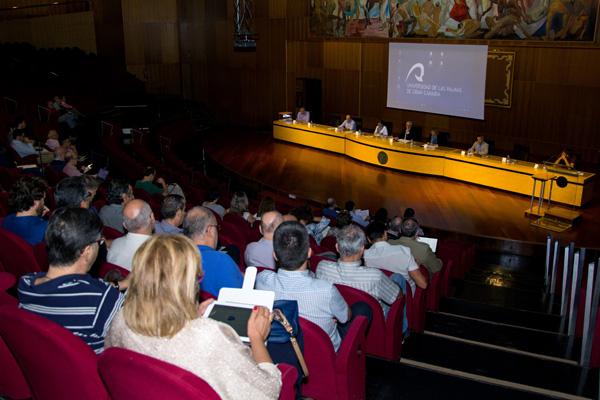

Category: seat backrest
[0, 271, 16, 292]
[335, 284, 387, 358]
[102, 225, 125, 240]
[405, 284, 427, 333]
[299, 317, 339, 399]
[97, 262, 130, 281]
[0, 306, 109, 400]
[0, 227, 41, 278]
[277, 363, 298, 400]
[98, 347, 220, 400]
[0, 289, 30, 400]
[335, 316, 368, 400]
[385, 292, 406, 359]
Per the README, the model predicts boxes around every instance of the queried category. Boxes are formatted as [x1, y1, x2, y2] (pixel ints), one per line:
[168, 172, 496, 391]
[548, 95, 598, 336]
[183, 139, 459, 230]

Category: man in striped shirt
[18, 208, 128, 354]
[316, 225, 401, 316]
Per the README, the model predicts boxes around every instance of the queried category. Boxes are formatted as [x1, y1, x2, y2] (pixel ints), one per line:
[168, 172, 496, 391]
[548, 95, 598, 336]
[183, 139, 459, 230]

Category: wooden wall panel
[0, 11, 96, 53]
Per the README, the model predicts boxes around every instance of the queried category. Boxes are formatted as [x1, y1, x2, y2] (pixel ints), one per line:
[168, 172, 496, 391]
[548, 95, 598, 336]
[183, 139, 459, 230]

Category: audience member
[105, 234, 281, 399]
[229, 191, 255, 223]
[256, 221, 353, 351]
[401, 208, 424, 236]
[317, 225, 399, 315]
[322, 197, 339, 220]
[62, 155, 82, 177]
[155, 194, 186, 234]
[135, 167, 167, 196]
[364, 221, 428, 294]
[244, 211, 283, 269]
[326, 210, 353, 238]
[373, 207, 389, 225]
[387, 216, 403, 240]
[291, 205, 330, 245]
[18, 208, 127, 354]
[256, 197, 276, 220]
[184, 206, 243, 297]
[45, 129, 60, 151]
[11, 129, 37, 158]
[345, 200, 369, 227]
[202, 190, 226, 219]
[55, 176, 91, 208]
[99, 179, 133, 233]
[107, 199, 154, 271]
[391, 218, 442, 275]
[2, 176, 48, 245]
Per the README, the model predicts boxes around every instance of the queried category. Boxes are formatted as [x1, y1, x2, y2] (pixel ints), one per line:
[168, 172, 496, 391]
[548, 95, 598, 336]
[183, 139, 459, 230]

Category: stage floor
[205, 131, 600, 249]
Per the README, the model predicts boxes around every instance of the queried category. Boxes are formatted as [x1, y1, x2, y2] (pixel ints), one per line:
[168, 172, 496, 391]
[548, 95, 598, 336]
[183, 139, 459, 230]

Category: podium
[525, 173, 556, 217]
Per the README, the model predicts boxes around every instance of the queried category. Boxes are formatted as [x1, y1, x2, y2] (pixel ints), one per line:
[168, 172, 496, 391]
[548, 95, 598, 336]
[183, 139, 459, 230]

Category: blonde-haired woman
[105, 235, 281, 399]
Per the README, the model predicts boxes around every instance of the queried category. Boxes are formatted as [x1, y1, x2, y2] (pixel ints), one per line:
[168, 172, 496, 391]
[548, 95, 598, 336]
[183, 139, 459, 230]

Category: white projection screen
[386, 43, 488, 120]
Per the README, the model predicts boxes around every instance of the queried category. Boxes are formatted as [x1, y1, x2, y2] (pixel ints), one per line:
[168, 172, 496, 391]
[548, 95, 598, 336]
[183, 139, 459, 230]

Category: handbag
[268, 300, 309, 377]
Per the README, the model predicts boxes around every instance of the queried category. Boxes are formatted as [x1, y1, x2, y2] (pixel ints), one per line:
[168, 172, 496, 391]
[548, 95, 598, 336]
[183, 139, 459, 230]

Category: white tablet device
[417, 236, 438, 252]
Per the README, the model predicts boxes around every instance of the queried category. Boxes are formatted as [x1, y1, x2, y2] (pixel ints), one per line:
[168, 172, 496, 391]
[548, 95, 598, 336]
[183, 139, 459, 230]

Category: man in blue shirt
[2, 176, 48, 245]
[18, 208, 128, 354]
[338, 114, 356, 131]
[183, 206, 243, 297]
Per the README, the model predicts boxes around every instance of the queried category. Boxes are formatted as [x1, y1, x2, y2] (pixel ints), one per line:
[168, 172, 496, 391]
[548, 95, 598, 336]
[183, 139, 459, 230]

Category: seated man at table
[401, 120, 420, 141]
[469, 135, 489, 155]
[338, 114, 356, 131]
[374, 120, 389, 136]
[296, 107, 310, 123]
[429, 129, 439, 145]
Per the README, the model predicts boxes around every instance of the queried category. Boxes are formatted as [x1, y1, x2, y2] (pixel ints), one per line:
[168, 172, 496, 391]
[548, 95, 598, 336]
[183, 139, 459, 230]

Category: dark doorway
[295, 78, 322, 123]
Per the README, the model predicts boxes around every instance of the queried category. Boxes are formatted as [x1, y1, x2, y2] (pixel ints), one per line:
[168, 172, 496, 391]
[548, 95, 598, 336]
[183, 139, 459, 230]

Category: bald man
[244, 211, 284, 269]
[106, 199, 155, 271]
[183, 206, 243, 297]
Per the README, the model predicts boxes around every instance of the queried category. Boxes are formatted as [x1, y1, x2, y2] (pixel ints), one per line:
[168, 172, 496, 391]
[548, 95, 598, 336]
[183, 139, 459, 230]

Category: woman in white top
[106, 235, 281, 399]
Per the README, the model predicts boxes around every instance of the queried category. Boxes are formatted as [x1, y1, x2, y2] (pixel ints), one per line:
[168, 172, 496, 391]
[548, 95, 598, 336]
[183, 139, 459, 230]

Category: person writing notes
[469, 135, 489, 155]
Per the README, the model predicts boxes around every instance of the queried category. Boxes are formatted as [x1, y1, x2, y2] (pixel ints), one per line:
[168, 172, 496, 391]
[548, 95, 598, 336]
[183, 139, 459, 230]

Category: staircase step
[399, 333, 596, 397]
[452, 280, 547, 312]
[367, 357, 557, 400]
[440, 297, 561, 332]
[426, 311, 577, 360]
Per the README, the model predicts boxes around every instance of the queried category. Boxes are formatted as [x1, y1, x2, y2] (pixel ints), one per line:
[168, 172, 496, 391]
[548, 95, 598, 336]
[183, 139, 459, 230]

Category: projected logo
[405, 63, 424, 82]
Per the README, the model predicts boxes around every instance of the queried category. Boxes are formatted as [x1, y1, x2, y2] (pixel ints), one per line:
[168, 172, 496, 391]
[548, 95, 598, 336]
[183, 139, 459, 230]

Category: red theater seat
[300, 316, 368, 400]
[335, 284, 405, 360]
[0, 306, 109, 400]
[98, 347, 220, 400]
[0, 227, 41, 278]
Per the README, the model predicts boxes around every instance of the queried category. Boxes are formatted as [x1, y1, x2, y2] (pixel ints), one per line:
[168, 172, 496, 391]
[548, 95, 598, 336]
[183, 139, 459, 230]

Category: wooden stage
[205, 131, 600, 249]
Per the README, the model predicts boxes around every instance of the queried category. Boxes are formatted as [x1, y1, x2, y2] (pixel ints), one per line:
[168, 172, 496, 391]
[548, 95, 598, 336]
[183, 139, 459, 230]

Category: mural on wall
[310, 0, 597, 40]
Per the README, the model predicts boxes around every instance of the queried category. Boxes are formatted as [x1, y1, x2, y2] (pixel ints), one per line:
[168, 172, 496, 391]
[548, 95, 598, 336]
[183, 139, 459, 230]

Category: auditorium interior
[1, 0, 600, 399]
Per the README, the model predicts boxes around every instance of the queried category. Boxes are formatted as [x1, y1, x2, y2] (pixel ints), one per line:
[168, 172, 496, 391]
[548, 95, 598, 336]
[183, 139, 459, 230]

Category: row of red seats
[0, 270, 367, 400]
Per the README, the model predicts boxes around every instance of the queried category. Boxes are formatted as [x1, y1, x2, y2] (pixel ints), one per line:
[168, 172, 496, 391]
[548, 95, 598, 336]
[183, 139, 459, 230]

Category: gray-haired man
[316, 224, 400, 316]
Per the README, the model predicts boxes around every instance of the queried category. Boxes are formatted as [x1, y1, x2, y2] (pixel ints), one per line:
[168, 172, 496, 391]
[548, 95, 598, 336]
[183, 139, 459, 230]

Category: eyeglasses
[89, 238, 105, 247]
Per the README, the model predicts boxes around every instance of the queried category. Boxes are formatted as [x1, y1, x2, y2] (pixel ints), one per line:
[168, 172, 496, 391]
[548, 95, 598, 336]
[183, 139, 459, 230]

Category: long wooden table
[273, 120, 595, 207]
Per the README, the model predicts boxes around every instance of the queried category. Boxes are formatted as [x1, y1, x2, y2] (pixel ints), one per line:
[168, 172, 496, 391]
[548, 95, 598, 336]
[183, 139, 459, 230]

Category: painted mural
[310, 0, 597, 40]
